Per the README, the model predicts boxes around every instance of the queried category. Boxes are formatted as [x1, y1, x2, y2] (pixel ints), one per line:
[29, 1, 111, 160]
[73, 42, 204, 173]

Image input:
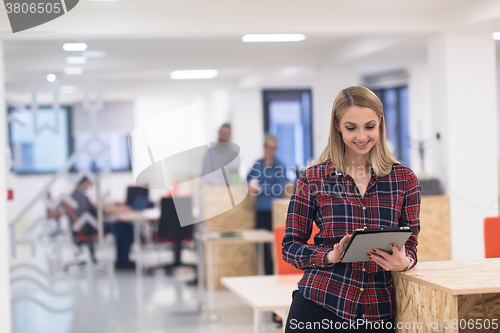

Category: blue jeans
[104, 222, 134, 263]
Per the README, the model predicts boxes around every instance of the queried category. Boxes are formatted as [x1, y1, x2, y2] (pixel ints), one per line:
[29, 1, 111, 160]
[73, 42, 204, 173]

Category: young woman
[282, 86, 420, 332]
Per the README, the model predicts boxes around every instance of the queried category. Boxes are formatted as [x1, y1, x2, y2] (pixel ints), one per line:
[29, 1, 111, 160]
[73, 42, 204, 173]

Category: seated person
[71, 177, 135, 269]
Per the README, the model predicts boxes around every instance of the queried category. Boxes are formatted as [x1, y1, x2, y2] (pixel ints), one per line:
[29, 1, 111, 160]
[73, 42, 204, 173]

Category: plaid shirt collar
[326, 160, 378, 181]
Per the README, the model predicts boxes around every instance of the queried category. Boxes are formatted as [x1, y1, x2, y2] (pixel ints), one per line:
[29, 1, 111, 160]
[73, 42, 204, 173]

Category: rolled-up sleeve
[282, 173, 333, 269]
[399, 170, 421, 269]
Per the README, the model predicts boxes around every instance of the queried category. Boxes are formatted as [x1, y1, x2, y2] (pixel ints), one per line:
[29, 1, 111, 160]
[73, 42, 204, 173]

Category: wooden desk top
[202, 229, 274, 244]
[392, 258, 500, 295]
[116, 208, 160, 221]
[221, 274, 302, 311]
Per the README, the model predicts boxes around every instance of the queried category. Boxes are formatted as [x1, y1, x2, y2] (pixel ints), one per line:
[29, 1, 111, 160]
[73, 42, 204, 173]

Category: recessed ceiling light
[241, 34, 306, 42]
[64, 67, 84, 75]
[66, 56, 87, 64]
[493, 32, 500, 40]
[46, 74, 56, 82]
[170, 69, 219, 80]
[63, 42, 87, 51]
[82, 50, 106, 58]
[60, 86, 77, 94]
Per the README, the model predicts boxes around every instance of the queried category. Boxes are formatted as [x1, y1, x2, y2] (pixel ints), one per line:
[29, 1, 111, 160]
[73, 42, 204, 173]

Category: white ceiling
[2, 0, 499, 101]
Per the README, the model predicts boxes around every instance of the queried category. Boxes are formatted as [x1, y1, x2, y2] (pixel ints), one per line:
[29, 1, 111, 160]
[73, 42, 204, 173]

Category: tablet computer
[340, 227, 412, 263]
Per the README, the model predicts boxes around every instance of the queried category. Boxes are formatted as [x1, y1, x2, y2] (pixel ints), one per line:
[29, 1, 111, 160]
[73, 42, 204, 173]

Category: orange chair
[274, 223, 320, 275]
[484, 217, 500, 258]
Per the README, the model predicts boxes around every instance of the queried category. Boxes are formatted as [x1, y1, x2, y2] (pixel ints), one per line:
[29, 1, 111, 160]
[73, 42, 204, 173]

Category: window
[9, 107, 72, 173]
[263, 89, 313, 180]
[373, 87, 410, 165]
[73, 132, 131, 172]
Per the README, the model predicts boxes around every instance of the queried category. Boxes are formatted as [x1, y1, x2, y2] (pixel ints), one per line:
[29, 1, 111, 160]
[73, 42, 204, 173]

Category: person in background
[247, 133, 289, 275]
[282, 86, 420, 332]
[71, 177, 136, 269]
[201, 123, 240, 184]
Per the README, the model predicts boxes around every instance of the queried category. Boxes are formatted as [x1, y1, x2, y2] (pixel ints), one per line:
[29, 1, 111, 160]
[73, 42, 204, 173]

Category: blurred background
[1, 0, 500, 332]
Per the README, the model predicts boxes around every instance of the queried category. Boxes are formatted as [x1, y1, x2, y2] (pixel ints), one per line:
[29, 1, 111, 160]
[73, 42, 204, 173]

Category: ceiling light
[493, 32, 500, 40]
[63, 42, 87, 51]
[64, 67, 84, 75]
[241, 34, 306, 42]
[82, 50, 106, 58]
[66, 56, 87, 64]
[60, 86, 77, 94]
[170, 69, 219, 80]
[46, 74, 56, 82]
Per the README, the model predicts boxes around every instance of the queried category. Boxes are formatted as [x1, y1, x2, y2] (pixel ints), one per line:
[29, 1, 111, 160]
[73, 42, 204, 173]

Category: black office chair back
[158, 197, 193, 240]
[158, 197, 194, 267]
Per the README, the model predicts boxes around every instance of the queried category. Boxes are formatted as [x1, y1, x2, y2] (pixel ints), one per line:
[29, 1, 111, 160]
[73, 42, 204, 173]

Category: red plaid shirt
[282, 160, 420, 322]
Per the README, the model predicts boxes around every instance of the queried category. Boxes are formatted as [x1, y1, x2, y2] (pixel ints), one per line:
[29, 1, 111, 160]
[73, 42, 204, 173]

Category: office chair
[62, 201, 98, 267]
[484, 217, 500, 258]
[273, 223, 320, 275]
[152, 197, 196, 275]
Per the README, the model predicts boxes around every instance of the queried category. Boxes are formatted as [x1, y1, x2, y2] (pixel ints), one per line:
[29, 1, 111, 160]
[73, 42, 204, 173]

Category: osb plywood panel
[394, 276, 458, 333]
[273, 199, 290, 229]
[204, 242, 257, 289]
[202, 186, 256, 232]
[457, 294, 500, 333]
[202, 186, 257, 289]
[419, 195, 451, 262]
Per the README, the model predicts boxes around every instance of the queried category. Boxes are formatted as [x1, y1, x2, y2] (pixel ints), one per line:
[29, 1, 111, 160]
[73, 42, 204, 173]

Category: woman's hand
[326, 234, 351, 264]
[368, 244, 410, 271]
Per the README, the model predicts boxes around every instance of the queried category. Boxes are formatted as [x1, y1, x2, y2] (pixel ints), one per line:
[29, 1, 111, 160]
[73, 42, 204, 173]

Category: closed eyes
[345, 125, 375, 131]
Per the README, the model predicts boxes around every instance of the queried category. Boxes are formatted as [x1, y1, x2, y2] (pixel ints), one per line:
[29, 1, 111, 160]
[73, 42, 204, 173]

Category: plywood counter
[393, 259, 500, 333]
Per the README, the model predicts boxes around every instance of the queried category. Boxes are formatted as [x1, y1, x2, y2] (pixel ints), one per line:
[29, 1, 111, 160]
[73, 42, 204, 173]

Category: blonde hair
[264, 133, 278, 146]
[319, 86, 399, 177]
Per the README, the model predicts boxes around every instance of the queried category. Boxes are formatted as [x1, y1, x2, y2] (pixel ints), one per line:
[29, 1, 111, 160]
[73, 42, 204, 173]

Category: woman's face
[336, 105, 380, 158]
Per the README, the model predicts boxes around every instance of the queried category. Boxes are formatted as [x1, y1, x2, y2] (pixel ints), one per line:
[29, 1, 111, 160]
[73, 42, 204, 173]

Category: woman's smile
[354, 140, 371, 148]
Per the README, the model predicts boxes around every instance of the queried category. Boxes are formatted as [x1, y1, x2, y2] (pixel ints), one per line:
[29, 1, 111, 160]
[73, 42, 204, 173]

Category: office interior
[1, 0, 500, 332]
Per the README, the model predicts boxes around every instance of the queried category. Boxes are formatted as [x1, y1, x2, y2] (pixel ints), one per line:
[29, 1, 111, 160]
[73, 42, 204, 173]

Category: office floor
[10, 237, 280, 333]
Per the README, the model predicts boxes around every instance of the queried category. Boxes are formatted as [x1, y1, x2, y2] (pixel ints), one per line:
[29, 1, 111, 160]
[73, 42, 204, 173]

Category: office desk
[116, 208, 160, 277]
[198, 229, 274, 319]
[393, 259, 500, 333]
[221, 274, 301, 333]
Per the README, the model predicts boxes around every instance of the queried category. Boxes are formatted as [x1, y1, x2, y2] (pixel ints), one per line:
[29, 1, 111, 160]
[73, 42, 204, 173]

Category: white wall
[429, 32, 498, 260]
[232, 88, 264, 172]
[0, 40, 13, 332]
[73, 101, 135, 133]
[407, 64, 434, 178]
[312, 65, 359, 160]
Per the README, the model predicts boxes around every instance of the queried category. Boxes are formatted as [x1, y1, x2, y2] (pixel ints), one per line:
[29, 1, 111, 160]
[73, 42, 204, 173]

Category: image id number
[5, 2, 62, 14]
[443, 319, 498, 330]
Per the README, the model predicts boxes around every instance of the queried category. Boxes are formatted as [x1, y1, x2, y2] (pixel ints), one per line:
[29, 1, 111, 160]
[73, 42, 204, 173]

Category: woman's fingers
[368, 244, 409, 271]
[339, 234, 351, 247]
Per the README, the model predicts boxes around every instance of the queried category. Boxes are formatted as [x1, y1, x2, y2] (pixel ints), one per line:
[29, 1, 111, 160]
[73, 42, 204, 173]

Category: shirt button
[362, 268, 366, 272]
[360, 288, 364, 292]
[362, 206, 367, 210]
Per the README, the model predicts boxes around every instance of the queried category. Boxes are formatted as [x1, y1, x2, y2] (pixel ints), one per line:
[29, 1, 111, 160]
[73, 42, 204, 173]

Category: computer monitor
[126, 186, 149, 211]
